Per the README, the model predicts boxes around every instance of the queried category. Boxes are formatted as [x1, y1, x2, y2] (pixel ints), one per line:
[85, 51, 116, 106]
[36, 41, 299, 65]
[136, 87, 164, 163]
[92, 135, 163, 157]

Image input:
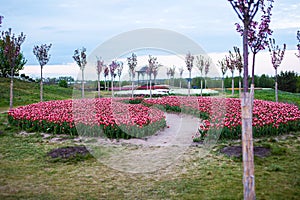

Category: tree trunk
[251, 53, 256, 85]
[149, 74, 152, 99]
[40, 66, 43, 102]
[188, 71, 191, 97]
[9, 67, 14, 110]
[242, 23, 255, 200]
[205, 77, 207, 89]
[172, 76, 174, 87]
[241, 92, 255, 200]
[222, 77, 224, 93]
[239, 75, 242, 97]
[275, 68, 278, 102]
[179, 75, 182, 88]
[104, 77, 106, 91]
[81, 68, 84, 98]
[232, 74, 234, 97]
[200, 79, 203, 96]
[131, 74, 134, 98]
[119, 76, 121, 91]
[97, 74, 101, 98]
[111, 77, 114, 97]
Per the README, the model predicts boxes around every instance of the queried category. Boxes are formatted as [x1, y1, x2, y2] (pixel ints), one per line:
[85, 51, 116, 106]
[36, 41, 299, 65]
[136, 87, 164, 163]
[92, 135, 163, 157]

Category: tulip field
[8, 98, 166, 139]
[144, 96, 300, 139]
[7, 96, 300, 140]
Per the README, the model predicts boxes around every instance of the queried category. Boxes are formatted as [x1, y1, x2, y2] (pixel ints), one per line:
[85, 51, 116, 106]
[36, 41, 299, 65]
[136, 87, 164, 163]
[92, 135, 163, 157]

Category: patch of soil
[47, 146, 90, 159]
[220, 146, 271, 158]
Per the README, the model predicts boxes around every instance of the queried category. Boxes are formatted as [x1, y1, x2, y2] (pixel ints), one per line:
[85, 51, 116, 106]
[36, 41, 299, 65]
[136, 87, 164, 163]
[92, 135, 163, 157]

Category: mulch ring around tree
[47, 146, 91, 160]
[220, 146, 271, 158]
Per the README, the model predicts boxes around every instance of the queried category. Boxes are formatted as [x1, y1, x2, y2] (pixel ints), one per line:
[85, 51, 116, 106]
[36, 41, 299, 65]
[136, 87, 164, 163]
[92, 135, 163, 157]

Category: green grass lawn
[0, 112, 299, 199]
[225, 88, 300, 107]
[0, 78, 73, 109]
[0, 78, 119, 111]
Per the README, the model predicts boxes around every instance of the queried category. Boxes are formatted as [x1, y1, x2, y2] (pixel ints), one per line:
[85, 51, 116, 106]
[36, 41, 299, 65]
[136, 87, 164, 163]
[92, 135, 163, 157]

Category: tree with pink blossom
[218, 58, 227, 93]
[267, 38, 286, 102]
[127, 53, 137, 98]
[195, 55, 204, 96]
[204, 57, 211, 89]
[73, 47, 87, 98]
[168, 66, 175, 86]
[117, 61, 123, 91]
[96, 57, 104, 98]
[171, 66, 176, 86]
[185, 52, 194, 97]
[148, 55, 159, 99]
[235, 1, 273, 87]
[229, 46, 243, 95]
[1, 28, 25, 109]
[153, 66, 159, 85]
[104, 65, 109, 91]
[166, 67, 171, 85]
[228, 0, 272, 198]
[178, 67, 184, 88]
[109, 60, 118, 97]
[33, 43, 52, 102]
[225, 54, 235, 97]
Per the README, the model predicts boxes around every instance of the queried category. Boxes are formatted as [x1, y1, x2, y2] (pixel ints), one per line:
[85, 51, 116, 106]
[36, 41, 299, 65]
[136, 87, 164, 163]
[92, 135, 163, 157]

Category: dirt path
[82, 113, 210, 173]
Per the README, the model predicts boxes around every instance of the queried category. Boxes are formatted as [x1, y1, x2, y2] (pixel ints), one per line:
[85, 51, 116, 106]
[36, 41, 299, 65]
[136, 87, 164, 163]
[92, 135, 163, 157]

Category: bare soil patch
[47, 146, 90, 159]
[220, 146, 271, 158]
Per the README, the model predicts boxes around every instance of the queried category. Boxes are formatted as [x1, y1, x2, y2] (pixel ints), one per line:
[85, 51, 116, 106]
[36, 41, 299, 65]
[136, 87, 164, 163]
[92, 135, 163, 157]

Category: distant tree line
[189, 71, 300, 93]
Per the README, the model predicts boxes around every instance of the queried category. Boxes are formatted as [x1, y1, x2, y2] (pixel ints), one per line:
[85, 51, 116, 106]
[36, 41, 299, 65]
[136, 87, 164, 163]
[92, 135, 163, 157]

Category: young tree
[73, 47, 87, 98]
[296, 30, 300, 60]
[225, 54, 235, 97]
[153, 66, 159, 85]
[148, 55, 159, 99]
[178, 67, 184, 88]
[185, 52, 194, 97]
[166, 67, 171, 85]
[104, 65, 109, 91]
[229, 47, 243, 95]
[96, 57, 104, 98]
[127, 53, 137, 98]
[228, 1, 271, 198]
[204, 57, 211, 89]
[117, 61, 123, 91]
[0, 28, 25, 109]
[170, 65, 176, 87]
[33, 43, 52, 102]
[109, 60, 118, 97]
[195, 55, 204, 96]
[218, 58, 227, 93]
[267, 38, 286, 102]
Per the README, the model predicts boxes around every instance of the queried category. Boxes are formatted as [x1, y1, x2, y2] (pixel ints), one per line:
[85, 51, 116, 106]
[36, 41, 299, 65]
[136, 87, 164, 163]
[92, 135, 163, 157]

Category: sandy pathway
[83, 113, 209, 173]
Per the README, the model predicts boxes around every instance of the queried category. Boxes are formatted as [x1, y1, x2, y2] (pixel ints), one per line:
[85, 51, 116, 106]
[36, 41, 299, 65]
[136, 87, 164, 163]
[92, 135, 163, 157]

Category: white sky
[1, 0, 300, 79]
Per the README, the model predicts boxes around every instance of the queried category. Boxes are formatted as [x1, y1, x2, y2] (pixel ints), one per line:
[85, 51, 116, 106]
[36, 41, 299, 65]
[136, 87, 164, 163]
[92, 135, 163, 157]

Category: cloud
[1, 0, 299, 70]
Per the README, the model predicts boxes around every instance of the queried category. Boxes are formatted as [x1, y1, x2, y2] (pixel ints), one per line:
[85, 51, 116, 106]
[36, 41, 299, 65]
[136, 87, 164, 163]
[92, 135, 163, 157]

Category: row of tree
[0, 16, 53, 109]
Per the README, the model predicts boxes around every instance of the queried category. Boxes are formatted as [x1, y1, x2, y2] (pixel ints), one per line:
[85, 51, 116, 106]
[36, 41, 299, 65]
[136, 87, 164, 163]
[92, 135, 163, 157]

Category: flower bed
[8, 98, 166, 139]
[143, 96, 300, 139]
[8, 96, 300, 140]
